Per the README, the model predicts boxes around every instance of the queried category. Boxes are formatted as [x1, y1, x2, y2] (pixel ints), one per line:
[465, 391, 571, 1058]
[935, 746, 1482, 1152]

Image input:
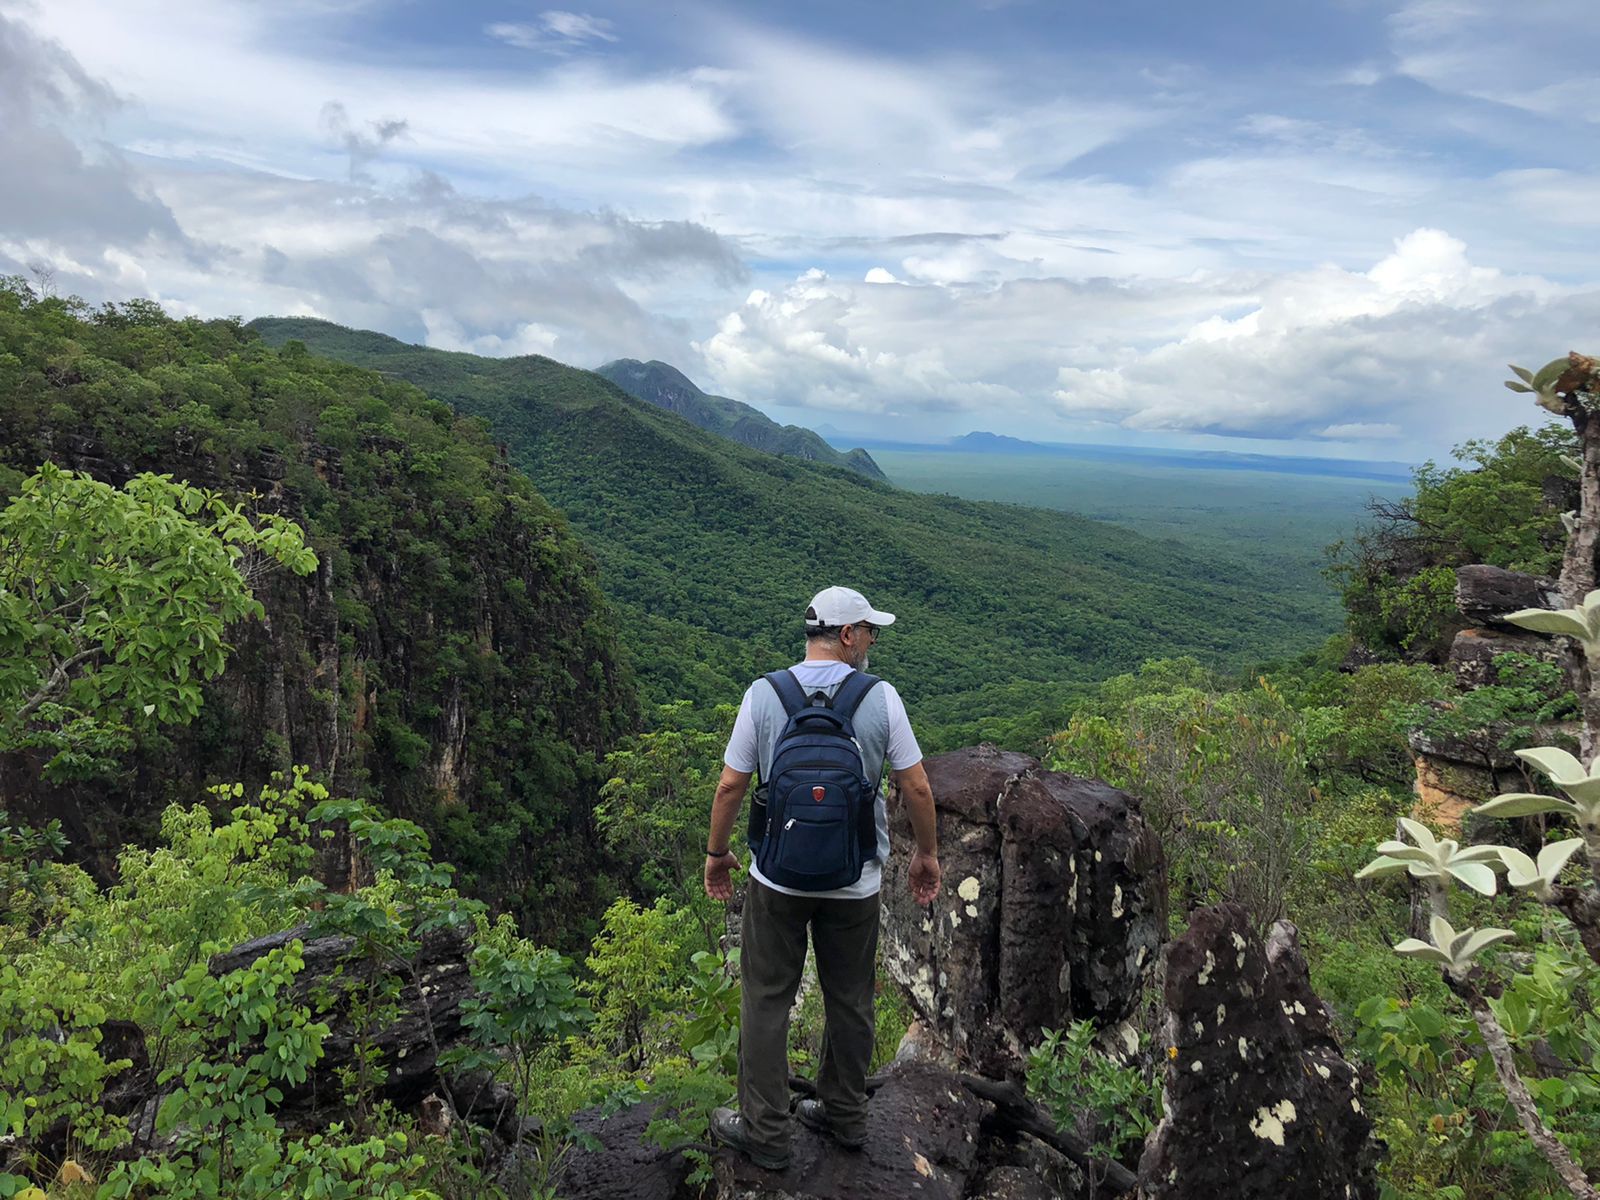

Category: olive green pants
[737, 878, 881, 1156]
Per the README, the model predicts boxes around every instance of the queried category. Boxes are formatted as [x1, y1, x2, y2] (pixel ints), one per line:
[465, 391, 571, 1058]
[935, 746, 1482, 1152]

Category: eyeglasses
[851, 623, 880, 641]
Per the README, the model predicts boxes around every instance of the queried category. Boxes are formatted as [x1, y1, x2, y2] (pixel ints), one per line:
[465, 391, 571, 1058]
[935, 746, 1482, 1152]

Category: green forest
[247, 317, 1338, 748]
[4, 277, 1600, 1200]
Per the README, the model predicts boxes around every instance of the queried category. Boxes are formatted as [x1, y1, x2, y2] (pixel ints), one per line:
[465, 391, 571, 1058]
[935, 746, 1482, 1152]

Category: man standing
[704, 586, 942, 1171]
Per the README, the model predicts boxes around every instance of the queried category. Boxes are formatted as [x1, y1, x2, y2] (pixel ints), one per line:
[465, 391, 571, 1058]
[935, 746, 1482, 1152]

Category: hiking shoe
[795, 1098, 866, 1150]
[710, 1107, 791, 1171]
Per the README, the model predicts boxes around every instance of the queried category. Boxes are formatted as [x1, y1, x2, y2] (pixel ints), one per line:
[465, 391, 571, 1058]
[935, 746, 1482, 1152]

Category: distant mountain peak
[594, 359, 885, 481]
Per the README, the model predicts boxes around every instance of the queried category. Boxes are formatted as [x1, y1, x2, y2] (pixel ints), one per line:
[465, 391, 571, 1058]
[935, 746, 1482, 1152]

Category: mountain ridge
[595, 357, 886, 480]
[250, 316, 1339, 747]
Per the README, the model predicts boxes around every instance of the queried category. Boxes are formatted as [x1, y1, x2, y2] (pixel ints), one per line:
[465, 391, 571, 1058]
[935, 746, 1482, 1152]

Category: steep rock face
[1138, 904, 1378, 1200]
[0, 303, 635, 939]
[881, 745, 1164, 1077]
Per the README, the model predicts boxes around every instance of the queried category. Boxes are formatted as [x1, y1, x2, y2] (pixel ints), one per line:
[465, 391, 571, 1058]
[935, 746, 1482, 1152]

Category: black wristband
[707, 847, 731, 857]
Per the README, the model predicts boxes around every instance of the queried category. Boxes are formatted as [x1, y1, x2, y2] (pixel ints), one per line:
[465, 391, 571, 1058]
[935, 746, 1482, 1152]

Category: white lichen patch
[1215, 1004, 1226, 1025]
[1058, 963, 1070, 994]
[1197, 950, 1216, 986]
[1111, 884, 1124, 918]
[1351, 1097, 1362, 1113]
[965, 904, 978, 918]
[1190, 1060, 1203, 1073]
[1192, 1020, 1205, 1037]
[1249, 1099, 1298, 1147]
[1094, 850, 1103, 863]
[1231, 932, 1247, 951]
[1313, 1063, 1332, 1080]
[957, 876, 982, 902]
[1237, 1037, 1249, 1060]
[949, 909, 962, 930]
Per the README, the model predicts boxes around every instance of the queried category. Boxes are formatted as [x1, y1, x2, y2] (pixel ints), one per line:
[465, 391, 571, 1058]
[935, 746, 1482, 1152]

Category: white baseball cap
[804, 586, 896, 629]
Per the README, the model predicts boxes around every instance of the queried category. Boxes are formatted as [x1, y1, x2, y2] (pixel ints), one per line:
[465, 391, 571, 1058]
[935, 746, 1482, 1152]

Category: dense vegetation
[1329, 424, 1577, 660]
[7, 282, 1598, 1199]
[0, 283, 634, 939]
[250, 317, 1338, 748]
[594, 358, 884, 480]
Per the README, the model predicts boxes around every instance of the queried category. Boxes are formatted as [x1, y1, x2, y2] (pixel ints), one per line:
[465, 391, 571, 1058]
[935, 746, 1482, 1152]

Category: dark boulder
[882, 746, 1163, 1076]
[1138, 905, 1378, 1200]
[1455, 565, 1559, 628]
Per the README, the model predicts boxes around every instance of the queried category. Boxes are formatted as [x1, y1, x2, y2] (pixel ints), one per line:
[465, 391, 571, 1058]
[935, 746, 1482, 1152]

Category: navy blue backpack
[749, 669, 881, 891]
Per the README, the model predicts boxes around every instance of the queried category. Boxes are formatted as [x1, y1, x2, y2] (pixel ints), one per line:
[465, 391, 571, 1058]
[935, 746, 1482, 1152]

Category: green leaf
[1355, 856, 1414, 880]
[1397, 817, 1438, 852]
[1447, 861, 1498, 896]
[1474, 792, 1574, 818]
[1504, 381, 1534, 393]
[1452, 927, 1516, 963]
[1503, 609, 1589, 639]
[1509, 364, 1535, 384]
[1531, 358, 1569, 391]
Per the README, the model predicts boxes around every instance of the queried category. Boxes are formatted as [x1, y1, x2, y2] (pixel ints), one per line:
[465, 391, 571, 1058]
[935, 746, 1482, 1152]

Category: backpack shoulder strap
[828, 670, 881, 720]
[762, 670, 808, 717]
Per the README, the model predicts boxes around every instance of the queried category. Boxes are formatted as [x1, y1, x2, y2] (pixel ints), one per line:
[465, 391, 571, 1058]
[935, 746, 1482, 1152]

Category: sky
[3, 0, 1598, 459]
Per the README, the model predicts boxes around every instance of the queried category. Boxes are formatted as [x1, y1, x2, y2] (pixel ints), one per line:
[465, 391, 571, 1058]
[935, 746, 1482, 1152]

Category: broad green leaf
[1450, 844, 1509, 865]
[1452, 927, 1517, 963]
[1503, 609, 1589, 639]
[1531, 358, 1569, 390]
[1394, 939, 1450, 964]
[1497, 846, 1540, 888]
[1474, 792, 1574, 818]
[1397, 817, 1438, 852]
[1509, 364, 1534, 383]
[1447, 862, 1498, 896]
[1536, 838, 1587, 882]
[1374, 842, 1434, 864]
[1429, 914, 1457, 950]
[1516, 746, 1588, 785]
[1504, 380, 1534, 393]
[1355, 856, 1413, 880]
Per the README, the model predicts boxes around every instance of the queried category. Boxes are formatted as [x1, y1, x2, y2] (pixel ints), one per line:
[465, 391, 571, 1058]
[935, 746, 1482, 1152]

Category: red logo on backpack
[812, 786, 826, 803]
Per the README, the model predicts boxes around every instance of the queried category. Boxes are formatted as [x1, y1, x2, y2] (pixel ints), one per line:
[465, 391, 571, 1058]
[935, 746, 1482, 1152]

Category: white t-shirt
[724, 659, 922, 899]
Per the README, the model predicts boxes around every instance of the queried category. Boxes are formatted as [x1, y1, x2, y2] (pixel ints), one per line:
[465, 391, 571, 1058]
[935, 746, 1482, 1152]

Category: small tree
[0, 464, 317, 778]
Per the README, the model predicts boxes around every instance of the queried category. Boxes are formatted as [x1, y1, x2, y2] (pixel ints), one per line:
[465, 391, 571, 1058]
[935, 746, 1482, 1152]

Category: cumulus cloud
[1053, 229, 1586, 439]
[698, 230, 1597, 451]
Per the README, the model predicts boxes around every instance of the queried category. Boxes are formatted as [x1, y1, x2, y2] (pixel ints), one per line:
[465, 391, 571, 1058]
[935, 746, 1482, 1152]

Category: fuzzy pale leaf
[1474, 792, 1575, 819]
[1447, 861, 1499, 896]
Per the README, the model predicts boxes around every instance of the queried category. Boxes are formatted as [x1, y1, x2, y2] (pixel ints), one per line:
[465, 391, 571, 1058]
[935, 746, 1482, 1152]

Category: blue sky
[3, 0, 1598, 457]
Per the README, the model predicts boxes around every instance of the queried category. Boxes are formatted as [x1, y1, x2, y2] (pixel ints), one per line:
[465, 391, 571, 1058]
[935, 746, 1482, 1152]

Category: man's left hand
[705, 851, 739, 901]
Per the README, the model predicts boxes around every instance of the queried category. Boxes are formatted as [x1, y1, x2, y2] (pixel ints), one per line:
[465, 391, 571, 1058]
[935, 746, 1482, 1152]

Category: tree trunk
[1560, 408, 1600, 758]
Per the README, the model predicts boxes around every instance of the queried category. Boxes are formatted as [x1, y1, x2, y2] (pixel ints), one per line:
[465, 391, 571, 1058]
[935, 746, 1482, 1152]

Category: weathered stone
[1407, 720, 1579, 830]
[1138, 905, 1378, 1200]
[1449, 627, 1562, 690]
[552, 1099, 690, 1200]
[709, 1063, 990, 1200]
[882, 745, 1163, 1077]
[1455, 564, 1559, 627]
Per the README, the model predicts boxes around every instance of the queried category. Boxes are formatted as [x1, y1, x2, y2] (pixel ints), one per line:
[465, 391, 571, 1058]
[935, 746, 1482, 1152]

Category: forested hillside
[594, 358, 885, 480]
[251, 317, 1337, 746]
[0, 284, 634, 936]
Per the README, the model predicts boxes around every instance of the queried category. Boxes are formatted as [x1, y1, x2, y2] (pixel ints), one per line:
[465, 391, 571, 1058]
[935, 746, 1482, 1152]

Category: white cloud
[486, 10, 619, 53]
[1319, 423, 1403, 440]
[1390, 0, 1600, 123]
[697, 230, 1594, 452]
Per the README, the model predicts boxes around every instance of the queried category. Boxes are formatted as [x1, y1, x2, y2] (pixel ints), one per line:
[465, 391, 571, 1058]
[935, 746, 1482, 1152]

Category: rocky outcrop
[1454, 564, 1559, 628]
[1449, 627, 1561, 690]
[881, 746, 1164, 1077]
[1138, 905, 1378, 1200]
[1409, 565, 1577, 829]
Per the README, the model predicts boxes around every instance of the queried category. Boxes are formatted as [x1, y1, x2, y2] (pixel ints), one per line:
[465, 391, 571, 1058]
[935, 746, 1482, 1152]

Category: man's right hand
[704, 851, 738, 902]
[908, 849, 941, 905]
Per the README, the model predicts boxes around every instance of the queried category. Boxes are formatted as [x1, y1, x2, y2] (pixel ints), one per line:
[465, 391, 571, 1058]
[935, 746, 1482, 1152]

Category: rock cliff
[0, 306, 635, 939]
